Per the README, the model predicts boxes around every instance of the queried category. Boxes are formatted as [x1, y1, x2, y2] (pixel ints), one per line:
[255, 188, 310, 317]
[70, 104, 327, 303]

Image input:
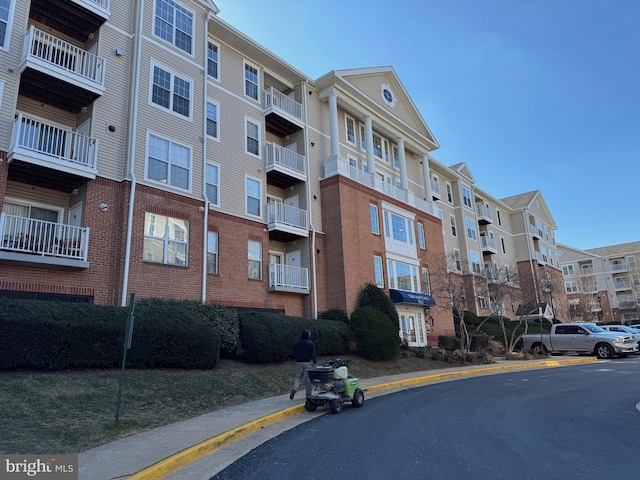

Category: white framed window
[146, 133, 191, 191]
[387, 259, 420, 292]
[205, 162, 219, 205]
[628, 256, 636, 268]
[461, 184, 472, 208]
[383, 139, 390, 163]
[446, 182, 453, 203]
[245, 176, 262, 217]
[206, 100, 219, 140]
[417, 223, 426, 249]
[501, 237, 506, 254]
[393, 144, 400, 169]
[477, 287, 487, 308]
[370, 204, 379, 235]
[374, 256, 384, 287]
[465, 217, 477, 240]
[245, 117, 261, 157]
[143, 212, 189, 266]
[565, 281, 578, 293]
[450, 215, 457, 237]
[421, 267, 431, 294]
[150, 63, 192, 119]
[373, 132, 383, 159]
[244, 61, 259, 101]
[248, 239, 262, 280]
[207, 231, 218, 274]
[359, 124, 366, 151]
[562, 264, 575, 276]
[154, 0, 194, 54]
[383, 211, 414, 247]
[453, 249, 462, 272]
[207, 41, 219, 80]
[345, 116, 356, 145]
[470, 251, 481, 274]
[0, 0, 14, 50]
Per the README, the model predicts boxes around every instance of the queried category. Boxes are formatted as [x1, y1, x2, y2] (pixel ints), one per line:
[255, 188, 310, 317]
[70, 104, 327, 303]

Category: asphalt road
[207, 358, 640, 480]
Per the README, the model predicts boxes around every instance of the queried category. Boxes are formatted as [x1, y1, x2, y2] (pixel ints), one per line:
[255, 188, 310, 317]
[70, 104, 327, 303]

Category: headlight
[611, 338, 624, 345]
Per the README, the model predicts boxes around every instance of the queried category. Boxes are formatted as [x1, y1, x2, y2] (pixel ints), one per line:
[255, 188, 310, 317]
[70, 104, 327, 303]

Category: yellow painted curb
[128, 357, 597, 479]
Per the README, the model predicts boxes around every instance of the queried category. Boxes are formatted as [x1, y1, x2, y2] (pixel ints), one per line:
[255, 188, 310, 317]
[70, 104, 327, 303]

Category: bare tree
[567, 273, 600, 322]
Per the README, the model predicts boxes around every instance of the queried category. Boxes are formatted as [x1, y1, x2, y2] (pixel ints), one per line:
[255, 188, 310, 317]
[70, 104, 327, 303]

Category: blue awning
[389, 289, 436, 307]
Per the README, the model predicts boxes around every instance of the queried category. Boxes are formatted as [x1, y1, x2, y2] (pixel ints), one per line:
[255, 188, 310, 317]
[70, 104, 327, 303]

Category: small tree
[358, 282, 399, 329]
[484, 261, 524, 352]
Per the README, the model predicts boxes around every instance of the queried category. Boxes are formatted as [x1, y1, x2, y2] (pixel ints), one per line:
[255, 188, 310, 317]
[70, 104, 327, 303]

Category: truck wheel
[531, 343, 547, 355]
[330, 398, 343, 414]
[352, 388, 364, 408]
[595, 343, 614, 359]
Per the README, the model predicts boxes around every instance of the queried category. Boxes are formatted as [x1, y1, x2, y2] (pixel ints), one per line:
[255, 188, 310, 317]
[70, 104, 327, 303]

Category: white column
[422, 152, 433, 200]
[397, 138, 408, 190]
[365, 116, 375, 177]
[328, 92, 340, 157]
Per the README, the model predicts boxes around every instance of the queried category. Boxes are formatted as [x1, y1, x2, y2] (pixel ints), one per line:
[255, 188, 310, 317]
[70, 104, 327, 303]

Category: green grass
[1, 354, 451, 454]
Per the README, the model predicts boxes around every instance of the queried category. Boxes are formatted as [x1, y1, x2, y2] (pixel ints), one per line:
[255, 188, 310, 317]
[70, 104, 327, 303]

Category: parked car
[600, 325, 640, 351]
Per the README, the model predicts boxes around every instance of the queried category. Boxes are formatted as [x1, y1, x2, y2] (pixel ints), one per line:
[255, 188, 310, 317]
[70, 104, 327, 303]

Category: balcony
[476, 204, 493, 224]
[264, 143, 306, 188]
[480, 235, 497, 255]
[19, 26, 106, 113]
[0, 213, 90, 269]
[529, 224, 543, 239]
[618, 298, 637, 309]
[266, 203, 308, 242]
[610, 260, 628, 273]
[614, 278, 632, 291]
[268, 264, 309, 294]
[9, 114, 98, 191]
[30, 0, 110, 42]
[263, 87, 304, 137]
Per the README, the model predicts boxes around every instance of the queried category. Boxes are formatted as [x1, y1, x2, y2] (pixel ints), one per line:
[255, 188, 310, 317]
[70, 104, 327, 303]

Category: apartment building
[0, 0, 568, 347]
[558, 242, 640, 324]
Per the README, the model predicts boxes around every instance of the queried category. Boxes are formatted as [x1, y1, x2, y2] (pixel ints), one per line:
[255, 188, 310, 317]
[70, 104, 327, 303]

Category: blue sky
[215, 0, 639, 251]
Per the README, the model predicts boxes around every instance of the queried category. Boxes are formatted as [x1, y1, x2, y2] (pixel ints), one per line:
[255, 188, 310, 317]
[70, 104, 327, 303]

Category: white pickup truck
[521, 323, 639, 359]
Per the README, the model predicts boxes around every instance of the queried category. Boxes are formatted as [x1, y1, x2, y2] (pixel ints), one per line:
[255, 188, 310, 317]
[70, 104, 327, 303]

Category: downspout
[522, 208, 539, 304]
[303, 80, 318, 319]
[120, 0, 144, 306]
[201, 14, 211, 304]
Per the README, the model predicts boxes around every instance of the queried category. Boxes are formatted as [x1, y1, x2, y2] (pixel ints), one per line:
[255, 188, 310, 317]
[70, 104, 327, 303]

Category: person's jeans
[293, 361, 314, 396]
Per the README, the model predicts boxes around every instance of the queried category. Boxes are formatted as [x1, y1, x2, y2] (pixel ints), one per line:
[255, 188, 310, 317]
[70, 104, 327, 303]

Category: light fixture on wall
[99, 203, 109, 212]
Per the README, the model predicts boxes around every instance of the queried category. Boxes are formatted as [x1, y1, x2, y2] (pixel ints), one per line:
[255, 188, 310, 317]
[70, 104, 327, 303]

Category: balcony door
[3, 201, 61, 251]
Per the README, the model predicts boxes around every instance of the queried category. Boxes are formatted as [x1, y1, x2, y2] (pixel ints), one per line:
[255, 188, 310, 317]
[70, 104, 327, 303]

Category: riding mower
[305, 358, 364, 414]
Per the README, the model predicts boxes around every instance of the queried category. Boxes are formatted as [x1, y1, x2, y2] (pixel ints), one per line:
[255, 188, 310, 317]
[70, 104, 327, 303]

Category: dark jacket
[293, 330, 316, 363]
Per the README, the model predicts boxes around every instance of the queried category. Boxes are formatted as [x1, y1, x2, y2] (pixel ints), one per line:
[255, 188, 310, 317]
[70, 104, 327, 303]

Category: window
[154, 0, 193, 54]
[143, 212, 188, 266]
[393, 144, 400, 169]
[244, 61, 259, 101]
[359, 124, 366, 150]
[562, 264, 575, 276]
[206, 101, 219, 140]
[0, 0, 13, 50]
[383, 211, 414, 246]
[446, 183, 453, 203]
[461, 184, 472, 208]
[245, 176, 261, 217]
[346, 116, 356, 144]
[384, 140, 390, 163]
[417, 223, 426, 249]
[151, 65, 191, 118]
[245, 118, 261, 157]
[565, 281, 578, 293]
[421, 267, 431, 294]
[374, 256, 384, 287]
[207, 231, 218, 274]
[501, 237, 506, 254]
[436, 208, 444, 235]
[477, 287, 487, 309]
[450, 215, 457, 237]
[205, 162, 219, 205]
[470, 251, 481, 274]
[248, 240, 262, 280]
[373, 133, 383, 159]
[207, 41, 219, 79]
[387, 260, 420, 292]
[370, 205, 379, 235]
[146, 133, 191, 190]
[453, 249, 462, 272]
[465, 217, 477, 240]
[628, 256, 637, 268]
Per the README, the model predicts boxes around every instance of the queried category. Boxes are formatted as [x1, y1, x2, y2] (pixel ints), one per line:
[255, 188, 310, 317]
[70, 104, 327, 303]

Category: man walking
[290, 329, 316, 400]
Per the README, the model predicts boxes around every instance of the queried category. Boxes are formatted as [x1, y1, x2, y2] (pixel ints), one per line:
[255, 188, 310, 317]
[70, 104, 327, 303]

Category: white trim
[205, 161, 220, 206]
[243, 59, 261, 102]
[244, 174, 262, 219]
[244, 116, 262, 158]
[206, 39, 220, 82]
[149, 60, 194, 122]
[205, 98, 220, 141]
[152, 0, 195, 57]
[144, 130, 193, 193]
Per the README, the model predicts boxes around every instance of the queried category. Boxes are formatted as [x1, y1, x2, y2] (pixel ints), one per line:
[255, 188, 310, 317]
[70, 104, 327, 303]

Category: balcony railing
[614, 278, 631, 291]
[611, 261, 628, 273]
[0, 213, 89, 262]
[476, 204, 493, 223]
[530, 224, 543, 239]
[10, 114, 98, 173]
[22, 26, 105, 92]
[79, 0, 111, 12]
[480, 235, 497, 253]
[618, 299, 637, 309]
[268, 263, 309, 291]
[266, 203, 308, 236]
[263, 87, 303, 122]
[265, 143, 306, 179]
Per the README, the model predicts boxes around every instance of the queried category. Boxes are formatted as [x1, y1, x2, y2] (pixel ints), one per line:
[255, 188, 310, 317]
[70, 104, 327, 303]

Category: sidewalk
[78, 357, 596, 479]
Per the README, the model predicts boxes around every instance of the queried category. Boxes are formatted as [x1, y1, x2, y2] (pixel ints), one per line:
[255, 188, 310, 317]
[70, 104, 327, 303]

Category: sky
[214, 0, 640, 251]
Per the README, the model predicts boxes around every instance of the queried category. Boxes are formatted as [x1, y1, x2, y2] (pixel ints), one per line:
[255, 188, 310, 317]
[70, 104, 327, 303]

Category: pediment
[449, 162, 475, 183]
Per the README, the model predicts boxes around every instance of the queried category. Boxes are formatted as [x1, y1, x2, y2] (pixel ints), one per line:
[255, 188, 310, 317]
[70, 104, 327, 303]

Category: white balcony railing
[22, 26, 105, 91]
[611, 260, 628, 273]
[268, 263, 309, 291]
[263, 87, 303, 122]
[614, 278, 631, 290]
[266, 203, 308, 233]
[264, 143, 306, 177]
[480, 235, 496, 252]
[0, 213, 89, 261]
[10, 114, 98, 171]
[476, 203, 493, 222]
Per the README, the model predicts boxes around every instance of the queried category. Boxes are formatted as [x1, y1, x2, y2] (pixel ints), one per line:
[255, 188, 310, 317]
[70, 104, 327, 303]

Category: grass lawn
[1, 354, 453, 454]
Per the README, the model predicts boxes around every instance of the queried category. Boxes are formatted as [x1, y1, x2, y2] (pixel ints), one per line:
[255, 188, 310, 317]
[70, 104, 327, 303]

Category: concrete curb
[127, 357, 597, 479]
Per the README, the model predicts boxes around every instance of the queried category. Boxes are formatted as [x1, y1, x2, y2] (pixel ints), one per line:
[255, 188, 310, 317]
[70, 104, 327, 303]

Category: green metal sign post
[115, 292, 135, 426]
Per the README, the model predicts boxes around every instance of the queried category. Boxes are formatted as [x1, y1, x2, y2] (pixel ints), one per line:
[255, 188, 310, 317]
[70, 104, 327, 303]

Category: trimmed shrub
[318, 308, 350, 325]
[350, 307, 401, 361]
[438, 335, 460, 351]
[357, 283, 400, 329]
[238, 311, 350, 364]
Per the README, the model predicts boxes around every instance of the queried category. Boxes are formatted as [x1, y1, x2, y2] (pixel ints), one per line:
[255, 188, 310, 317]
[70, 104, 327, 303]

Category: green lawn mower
[305, 358, 364, 414]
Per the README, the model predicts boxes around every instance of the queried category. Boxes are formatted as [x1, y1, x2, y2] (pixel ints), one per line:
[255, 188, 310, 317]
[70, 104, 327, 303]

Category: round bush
[350, 307, 401, 360]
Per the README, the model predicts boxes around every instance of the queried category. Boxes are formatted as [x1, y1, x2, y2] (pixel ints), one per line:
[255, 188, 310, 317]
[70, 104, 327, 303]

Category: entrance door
[269, 252, 283, 286]
[401, 313, 427, 347]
